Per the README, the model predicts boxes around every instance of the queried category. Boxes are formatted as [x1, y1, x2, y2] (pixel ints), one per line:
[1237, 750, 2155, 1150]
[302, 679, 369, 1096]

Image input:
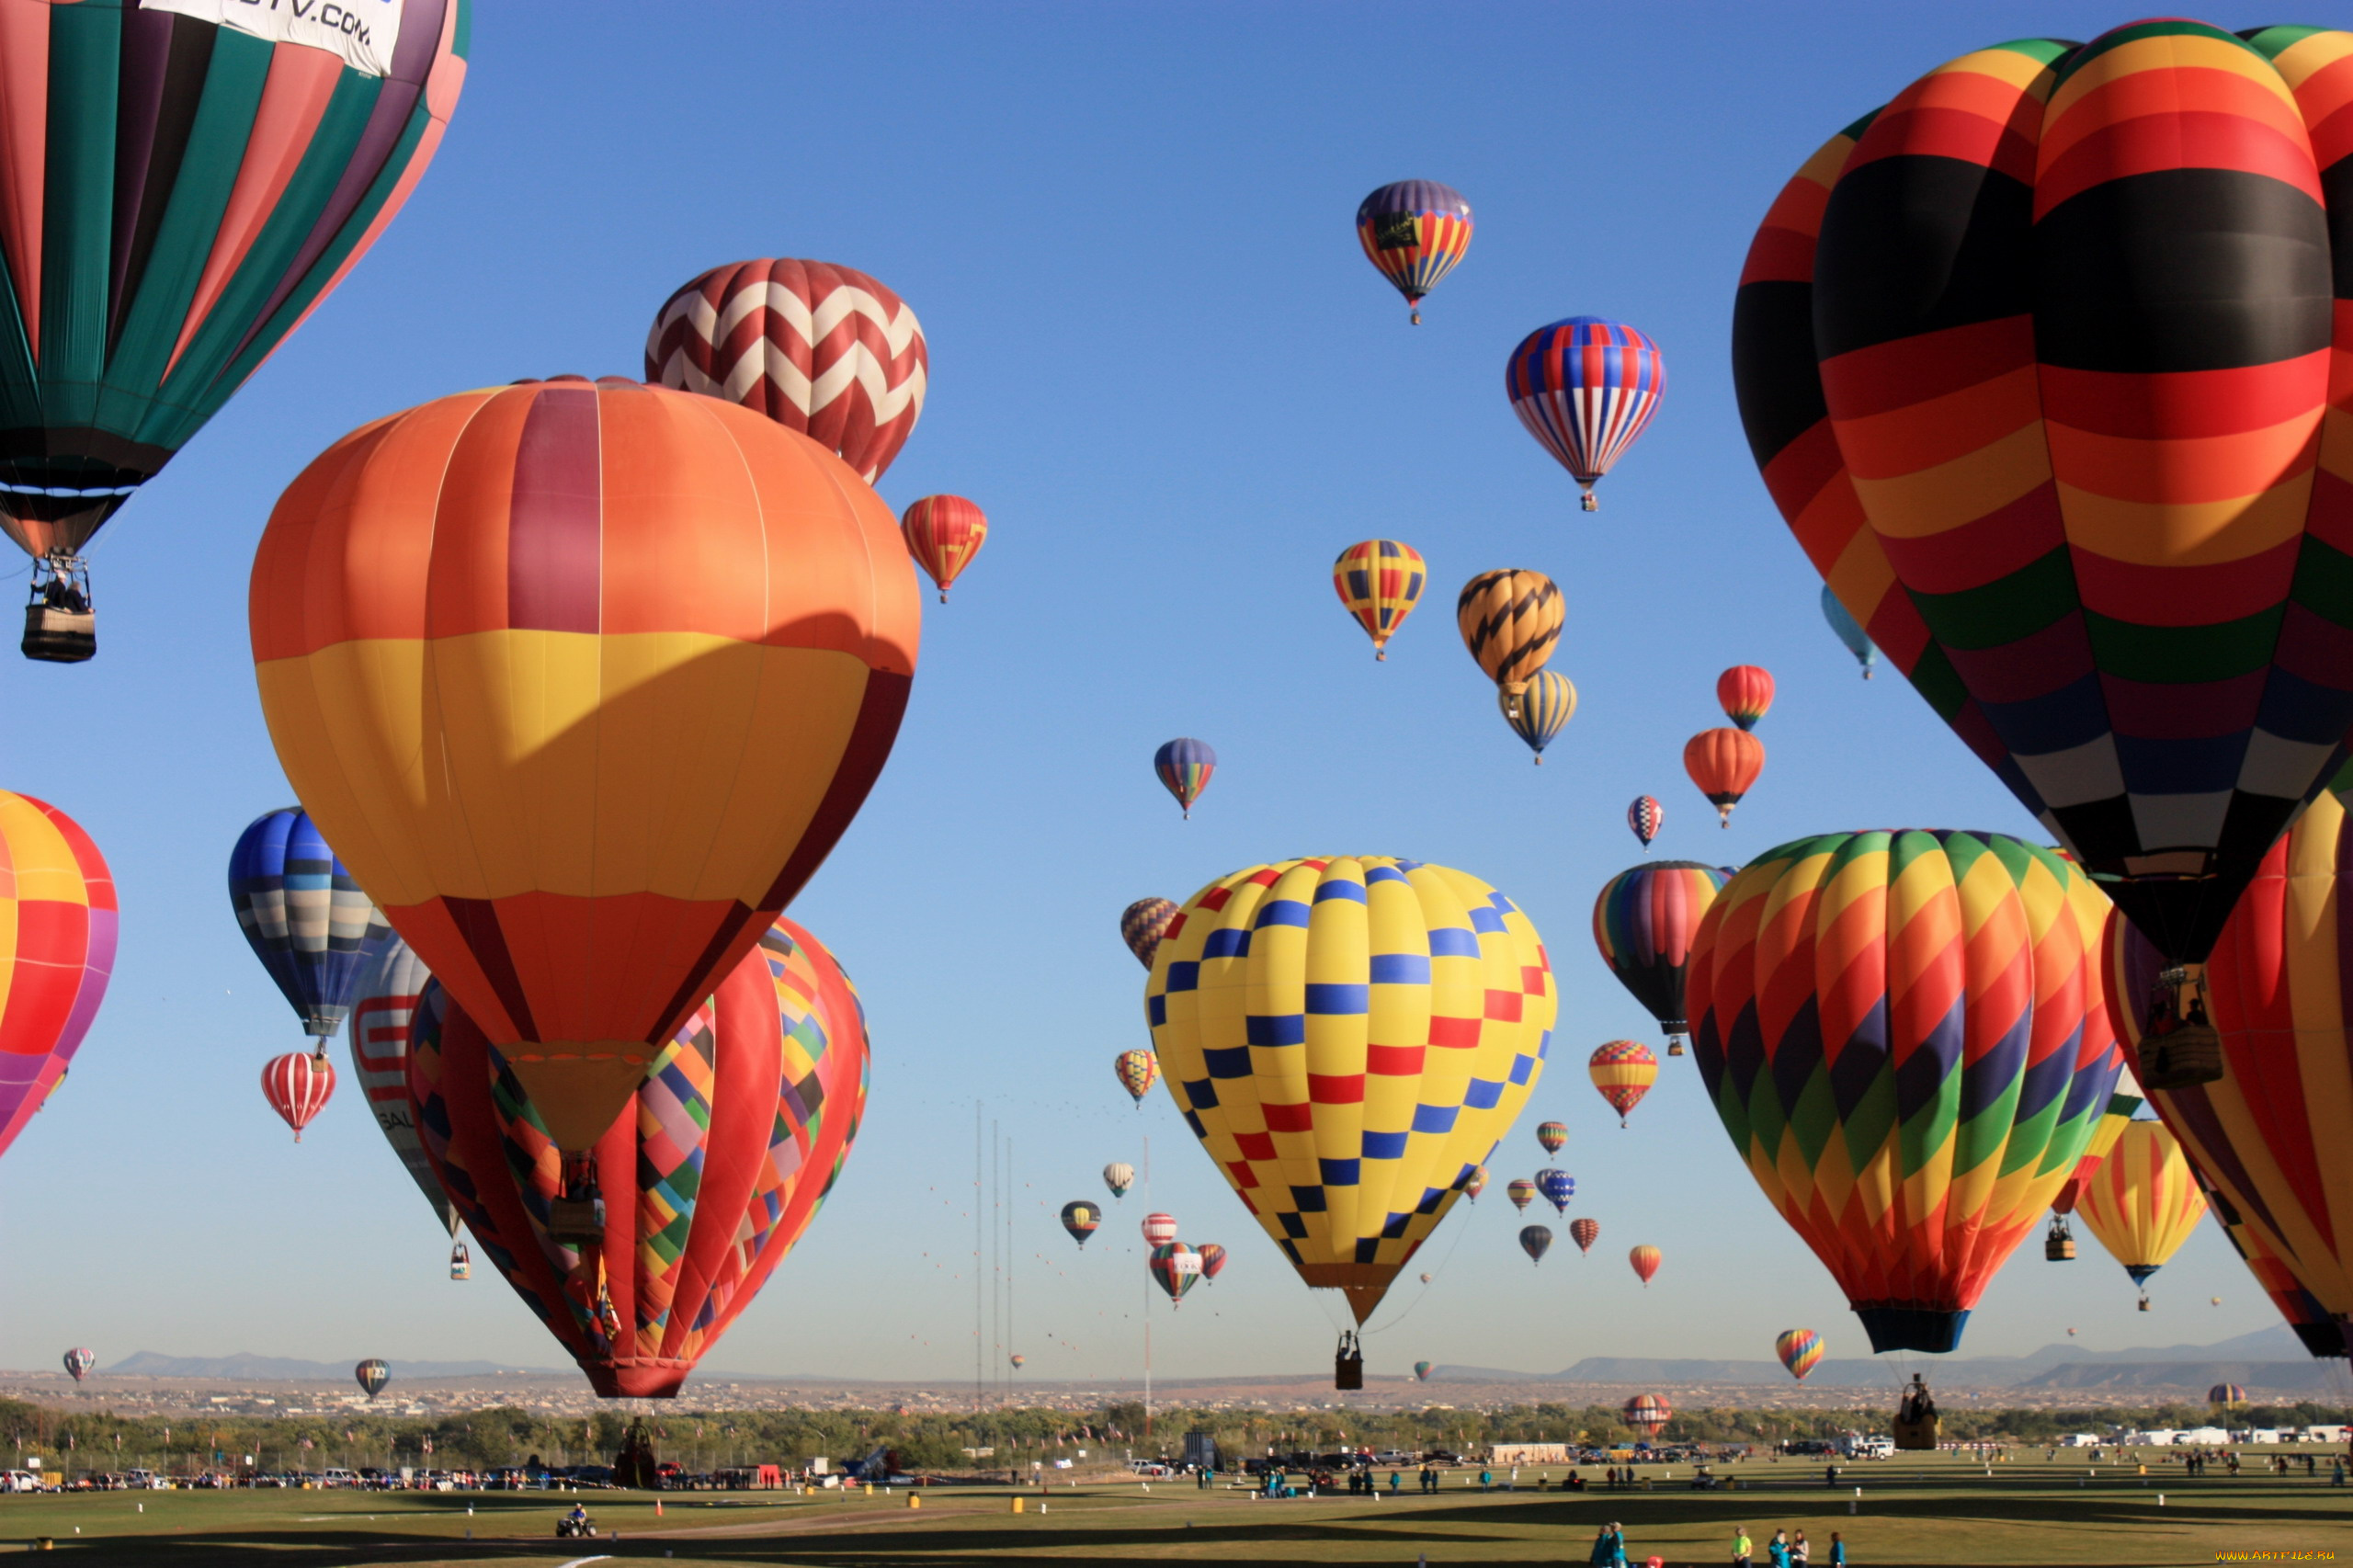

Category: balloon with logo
[1819, 587, 1878, 680]
[1588, 1040, 1658, 1126]
[1506, 317, 1665, 511]
[1775, 1329, 1824, 1382]
[1537, 1168, 1574, 1214]
[1060, 1201, 1101, 1248]
[252, 377, 919, 1187]
[1592, 861, 1728, 1056]
[1149, 1242, 1203, 1306]
[1627, 797, 1663, 852]
[229, 808, 389, 1051]
[355, 1359, 389, 1401]
[1121, 899, 1179, 970]
[646, 258, 926, 483]
[900, 495, 988, 603]
[1332, 540, 1427, 659]
[0, 0, 470, 662]
[408, 915, 870, 1397]
[2074, 1119, 2208, 1309]
[1536, 1121, 1567, 1157]
[1154, 739, 1216, 819]
[0, 794, 115, 1165]
[346, 933, 460, 1239]
[1730, 20, 2353, 992]
[1499, 670, 1576, 763]
[1568, 1217, 1599, 1255]
[1356, 182, 1472, 324]
[1115, 1049, 1159, 1105]
[1688, 830, 2125, 1352]
[1629, 1244, 1661, 1287]
[1519, 1224, 1553, 1265]
[1145, 856, 1555, 1329]
[261, 1051, 335, 1142]
[1716, 667, 1774, 732]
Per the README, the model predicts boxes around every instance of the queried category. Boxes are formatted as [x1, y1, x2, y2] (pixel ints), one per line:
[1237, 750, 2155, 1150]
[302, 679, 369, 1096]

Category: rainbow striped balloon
[1592, 861, 1728, 1051]
[1154, 739, 1216, 819]
[1775, 1328, 1824, 1381]
[1688, 830, 2123, 1354]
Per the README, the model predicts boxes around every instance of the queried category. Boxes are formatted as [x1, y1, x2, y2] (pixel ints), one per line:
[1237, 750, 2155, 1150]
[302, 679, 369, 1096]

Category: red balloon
[1683, 729, 1764, 826]
[261, 1051, 335, 1142]
[1715, 665, 1775, 732]
[901, 495, 990, 604]
[409, 918, 868, 1397]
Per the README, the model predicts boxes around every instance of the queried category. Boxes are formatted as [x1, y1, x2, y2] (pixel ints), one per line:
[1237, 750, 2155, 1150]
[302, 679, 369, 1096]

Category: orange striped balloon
[249, 377, 920, 1153]
[901, 494, 989, 603]
[2074, 1120, 2207, 1301]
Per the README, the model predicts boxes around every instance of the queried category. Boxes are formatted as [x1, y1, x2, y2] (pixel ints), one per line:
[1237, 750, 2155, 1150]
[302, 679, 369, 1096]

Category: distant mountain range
[1426, 1324, 2327, 1391]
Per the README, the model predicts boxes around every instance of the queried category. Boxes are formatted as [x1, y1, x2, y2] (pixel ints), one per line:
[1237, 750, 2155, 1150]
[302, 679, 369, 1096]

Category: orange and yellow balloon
[249, 377, 920, 1153]
[1115, 1048, 1160, 1105]
[2074, 1119, 2207, 1305]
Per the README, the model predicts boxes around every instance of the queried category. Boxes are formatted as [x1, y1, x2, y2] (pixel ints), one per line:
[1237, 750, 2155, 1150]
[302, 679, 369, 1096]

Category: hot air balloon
[1775, 1329, 1823, 1382]
[2067, 1326, 2077, 1336]
[1010, 1354, 1026, 1370]
[1333, 540, 1427, 659]
[1457, 570, 1562, 712]
[1519, 1225, 1553, 1265]
[347, 933, 461, 1242]
[1689, 830, 2125, 1353]
[1569, 1217, 1599, 1255]
[1506, 1177, 1537, 1212]
[1730, 20, 2353, 996]
[1154, 739, 1216, 819]
[1120, 899, 1179, 971]
[1414, 1359, 1433, 1381]
[0, 794, 114, 1165]
[1629, 1245, 1661, 1287]
[1060, 1201, 1102, 1248]
[1506, 318, 1665, 511]
[900, 495, 987, 604]
[1536, 1168, 1574, 1215]
[355, 1359, 389, 1401]
[2210, 1382, 2247, 1407]
[1683, 730, 1763, 827]
[1716, 667, 1774, 732]
[1142, 1211, 1178, 1248]
[1628, 797, 1663, 852]
[646, 259, 926, 483]
[1588, 1040, 1658, 1126]
[1355, 182, 1472, 324]
[0, 0, 470, 663]
[1150, 1242, 1203, 1306]
[2100, 787, 2353, 1345]
[261, 1051, 334, 1142]
[1418, 1272, 1433, 1284]
[62, 1348, 92, 1384]
[1461, 1166, 1488, 1202]
[1499, 670, 1576, 763]
[1197, 1243, 1227, 1282]
[1819, 588, 1878, 680]
[1104, 1163, 1135, 1200]
[249, 377, 920, 1185]
[409, 915, 870, 1398]
[2075, 1120, 2208, 1310]
[1592, 861, 1728, 1056]
[1536, 1121, 1567, 1157]
[229, 808, 387, 1050]
[1146, 856, 1554, 1335]
[2049, 1085, 2143, 1260]
[1622, 1393, 1671, 1437]
[1115, 1049, 1160, 1105]
[2201, 1165, 2345, 1358]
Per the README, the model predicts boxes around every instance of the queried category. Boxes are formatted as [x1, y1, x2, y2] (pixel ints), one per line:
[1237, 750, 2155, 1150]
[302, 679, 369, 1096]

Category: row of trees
[3, 1397, 2339, 1476]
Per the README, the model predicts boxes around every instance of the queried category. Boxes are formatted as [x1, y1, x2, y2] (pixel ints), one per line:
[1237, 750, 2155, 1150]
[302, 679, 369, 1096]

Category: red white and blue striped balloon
[1506, 317, 1665, 510]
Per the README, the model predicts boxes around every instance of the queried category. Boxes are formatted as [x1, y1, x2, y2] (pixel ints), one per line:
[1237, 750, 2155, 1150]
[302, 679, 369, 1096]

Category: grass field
[0, 1452, 2342, 1565]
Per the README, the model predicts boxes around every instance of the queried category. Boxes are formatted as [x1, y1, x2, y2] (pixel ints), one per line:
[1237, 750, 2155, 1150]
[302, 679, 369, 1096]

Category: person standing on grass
[1610, 1521, 1630, 1567]
[1590, 1525, 1616, 1565]
[1768, 1527, 1791, 1567]
[1827, 1530, 1847, 1564]
[1791, 1528, 1810, 1565]
[1733, 1525, 1753, 1567]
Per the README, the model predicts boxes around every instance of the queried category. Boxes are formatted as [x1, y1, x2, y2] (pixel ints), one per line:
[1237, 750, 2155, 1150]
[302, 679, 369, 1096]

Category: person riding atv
[556, 1503, 596, 1539]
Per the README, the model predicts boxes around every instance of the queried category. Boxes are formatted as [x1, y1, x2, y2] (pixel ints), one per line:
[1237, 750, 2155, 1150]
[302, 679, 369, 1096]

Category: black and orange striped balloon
[1455, 569, 1562, 705]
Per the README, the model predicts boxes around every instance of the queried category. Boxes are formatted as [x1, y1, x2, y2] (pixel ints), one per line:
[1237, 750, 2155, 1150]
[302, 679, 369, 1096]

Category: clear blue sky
[0, 2, 2277, 1390]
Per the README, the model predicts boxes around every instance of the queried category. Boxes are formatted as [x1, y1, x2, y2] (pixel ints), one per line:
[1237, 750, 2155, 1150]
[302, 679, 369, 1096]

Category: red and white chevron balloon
[645, 257, 927, 483]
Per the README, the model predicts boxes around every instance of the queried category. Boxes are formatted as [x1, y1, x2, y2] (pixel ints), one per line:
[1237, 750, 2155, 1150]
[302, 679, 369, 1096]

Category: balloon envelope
[0, 794, 114, 1164]
[250, 378, 919, 1153]
[1588, 1040, 1658, 1125]
[2075, 1120, 2207, 1292]
[1332, 540, 1427, 658]
[1413, 1359, 1433, 1381]
[1683, 729, 1764, 826]
[347, 934, 460, 1236]
[410, 916, 870, 1397]
[1456, 570, 1562, 701]
[1103, 1163, 1135, 1199]
[1627, 796, 1663, 850]
[646, 258, 926, 483]
[1115, 1049, 1159, 1104]
[1154, 739, 1216, 817]
[1059, 1201, 1101, 1247]
[1506, 1178, 1536, 1212]
[1536, 1168, 1574, 1214]
[1731, 21, 2353, 967]
[1536, 1121, 1566, 1156]
[1819, 587, 1879, 679]
[1592, 861, 1727, 1047]
[1120, 899, 1179, 970]
[1775, 1328, 1823, 1381]
[62, 1348, 92, 1383]
[1355, 182, 1472, 322]
[1716, 666, 1774, 732]
[229, 808, 386, 1041]
[900, 495, 987, 602]
[1568, 1217, 1599, 1254]
[1629, 1244, 1661, 1286]
[260, 1051, 334, 1142]
[1519, 1224, 1553, 1264]
[1506, 317, 1665, 509]
[1690, 830, 2124, 1352]
[1146, 856, 1555, 1324]
[355, 1359, 388, 1400]
[1499, 670, 1576, 761]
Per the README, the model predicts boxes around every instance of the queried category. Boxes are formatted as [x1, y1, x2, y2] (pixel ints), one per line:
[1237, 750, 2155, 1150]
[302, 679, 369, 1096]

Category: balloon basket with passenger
[1892, 1375, 1939, 1452]
[2044, 1216, 2075, 1262]
[22, 556, 93, 664]
[1334, 1330, 1364, 1392]
[2137, 967, 2223, 1090]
